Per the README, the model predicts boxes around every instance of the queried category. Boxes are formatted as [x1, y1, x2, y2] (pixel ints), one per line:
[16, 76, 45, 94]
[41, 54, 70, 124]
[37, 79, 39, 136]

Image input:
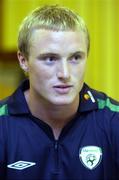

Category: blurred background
[0, 0, 119, 100]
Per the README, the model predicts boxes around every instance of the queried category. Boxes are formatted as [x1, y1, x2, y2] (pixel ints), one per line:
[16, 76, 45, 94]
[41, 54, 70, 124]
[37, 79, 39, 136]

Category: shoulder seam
[0, 104, 8, 116]
[97, 98, 119, 112]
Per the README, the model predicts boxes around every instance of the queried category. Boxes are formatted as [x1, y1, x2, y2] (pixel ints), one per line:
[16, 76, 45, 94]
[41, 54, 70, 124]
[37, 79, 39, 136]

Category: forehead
[29, 29, 87, 54]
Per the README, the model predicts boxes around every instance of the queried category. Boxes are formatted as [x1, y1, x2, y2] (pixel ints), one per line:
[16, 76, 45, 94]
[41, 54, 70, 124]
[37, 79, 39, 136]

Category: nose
[56, 60, 70, 80]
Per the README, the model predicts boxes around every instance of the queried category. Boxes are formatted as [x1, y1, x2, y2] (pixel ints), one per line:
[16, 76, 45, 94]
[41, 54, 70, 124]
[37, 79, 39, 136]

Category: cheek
[72, 64, 86, 90]
[29, 65, 55, 88]
[73, 64, 86, 78]
[29, 64, 48, 77]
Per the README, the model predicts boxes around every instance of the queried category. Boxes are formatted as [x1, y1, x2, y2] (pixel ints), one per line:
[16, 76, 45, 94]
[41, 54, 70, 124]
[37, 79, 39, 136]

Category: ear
[17, 51, 29, 72]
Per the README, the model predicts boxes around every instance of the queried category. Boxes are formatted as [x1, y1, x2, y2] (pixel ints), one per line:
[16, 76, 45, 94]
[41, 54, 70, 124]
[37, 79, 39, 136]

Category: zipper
[54, 140, 59, 173]
[55, 140, 58, 150]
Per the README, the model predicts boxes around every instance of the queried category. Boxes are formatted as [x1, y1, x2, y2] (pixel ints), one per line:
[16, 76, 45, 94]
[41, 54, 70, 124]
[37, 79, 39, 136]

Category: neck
[25, 90, 79, 139]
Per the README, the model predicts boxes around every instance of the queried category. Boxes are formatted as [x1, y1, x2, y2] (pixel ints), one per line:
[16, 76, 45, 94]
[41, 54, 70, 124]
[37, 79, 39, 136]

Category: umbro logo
[7, 161, 36, 170]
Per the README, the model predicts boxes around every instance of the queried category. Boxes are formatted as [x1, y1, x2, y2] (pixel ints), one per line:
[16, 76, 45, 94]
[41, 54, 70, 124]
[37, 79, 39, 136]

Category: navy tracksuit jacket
[1, 79, 119, 180]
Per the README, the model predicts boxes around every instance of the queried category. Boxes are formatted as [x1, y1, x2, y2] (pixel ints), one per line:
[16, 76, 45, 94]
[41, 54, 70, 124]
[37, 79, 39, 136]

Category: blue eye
[74, 55, 81, 60]
[70, 54, 82, 63]
[37, 53, 60, 65]
[47, 57, 56, 61]
[45, 56, 57, 65]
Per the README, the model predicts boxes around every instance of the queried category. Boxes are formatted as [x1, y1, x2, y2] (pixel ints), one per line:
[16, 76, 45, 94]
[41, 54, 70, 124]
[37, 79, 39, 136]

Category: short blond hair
[18, 5, 90, 58]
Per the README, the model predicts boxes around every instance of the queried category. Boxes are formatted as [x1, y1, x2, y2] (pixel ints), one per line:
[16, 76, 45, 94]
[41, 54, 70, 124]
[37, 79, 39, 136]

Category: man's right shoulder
[0, 97, 9, 116]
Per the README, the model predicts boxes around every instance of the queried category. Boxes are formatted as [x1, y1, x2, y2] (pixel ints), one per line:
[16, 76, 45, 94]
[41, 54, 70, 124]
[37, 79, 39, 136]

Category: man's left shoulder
[0, 97, 9, 116]
[91, 87, 119, 113]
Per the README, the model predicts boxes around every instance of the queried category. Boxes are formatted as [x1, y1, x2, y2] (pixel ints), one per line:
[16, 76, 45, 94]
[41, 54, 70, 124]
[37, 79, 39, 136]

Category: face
[19, 29, 88, 106]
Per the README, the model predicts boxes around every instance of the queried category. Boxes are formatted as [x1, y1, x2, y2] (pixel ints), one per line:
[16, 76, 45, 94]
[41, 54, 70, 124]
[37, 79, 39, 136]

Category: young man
[0, 5, 119, 179]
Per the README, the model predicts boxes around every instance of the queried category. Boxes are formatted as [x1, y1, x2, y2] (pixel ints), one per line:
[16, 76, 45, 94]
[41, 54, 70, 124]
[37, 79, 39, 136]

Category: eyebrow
[37, 53, 60, 58]
[70, 51, 85, 56]
[37, 51, 86, 59]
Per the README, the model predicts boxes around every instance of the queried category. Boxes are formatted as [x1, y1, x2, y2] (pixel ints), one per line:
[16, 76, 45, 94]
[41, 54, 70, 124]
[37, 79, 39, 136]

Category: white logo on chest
[79, 146, 102, 170]
[7, 160, 36, 170]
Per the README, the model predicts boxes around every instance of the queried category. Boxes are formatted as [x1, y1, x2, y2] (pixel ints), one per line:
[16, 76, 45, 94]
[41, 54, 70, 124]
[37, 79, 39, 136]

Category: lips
[53, 85, 73, 94]
[54, 85, 72, 88]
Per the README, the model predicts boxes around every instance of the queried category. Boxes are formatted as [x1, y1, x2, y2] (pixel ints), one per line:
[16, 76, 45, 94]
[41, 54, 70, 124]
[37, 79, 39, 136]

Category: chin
[51, 97, 75, 106]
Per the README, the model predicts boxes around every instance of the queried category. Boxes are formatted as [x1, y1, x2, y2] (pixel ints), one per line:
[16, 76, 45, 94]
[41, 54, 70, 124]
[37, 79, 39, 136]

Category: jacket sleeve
[0, 117, 7, 179]
[111, 113, 119, 176]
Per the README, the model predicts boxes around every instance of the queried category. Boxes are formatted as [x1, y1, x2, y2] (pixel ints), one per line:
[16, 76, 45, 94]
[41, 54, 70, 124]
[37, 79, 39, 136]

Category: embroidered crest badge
[79, 146, 102, 170]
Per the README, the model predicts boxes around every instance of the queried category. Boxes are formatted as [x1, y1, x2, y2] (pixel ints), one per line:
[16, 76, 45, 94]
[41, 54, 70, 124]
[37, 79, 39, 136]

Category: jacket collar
[78, 83, 98, 112]
[7, 79, 98, 115]
[8, 79, 30, 115]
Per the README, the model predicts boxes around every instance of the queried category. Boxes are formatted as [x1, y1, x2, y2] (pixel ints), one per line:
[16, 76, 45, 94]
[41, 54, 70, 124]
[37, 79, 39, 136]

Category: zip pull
[54, 140, 58, 150]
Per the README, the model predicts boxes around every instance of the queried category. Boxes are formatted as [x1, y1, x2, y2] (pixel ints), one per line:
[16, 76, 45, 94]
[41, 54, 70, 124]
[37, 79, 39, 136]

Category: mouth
[53, 85, 73, 94]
